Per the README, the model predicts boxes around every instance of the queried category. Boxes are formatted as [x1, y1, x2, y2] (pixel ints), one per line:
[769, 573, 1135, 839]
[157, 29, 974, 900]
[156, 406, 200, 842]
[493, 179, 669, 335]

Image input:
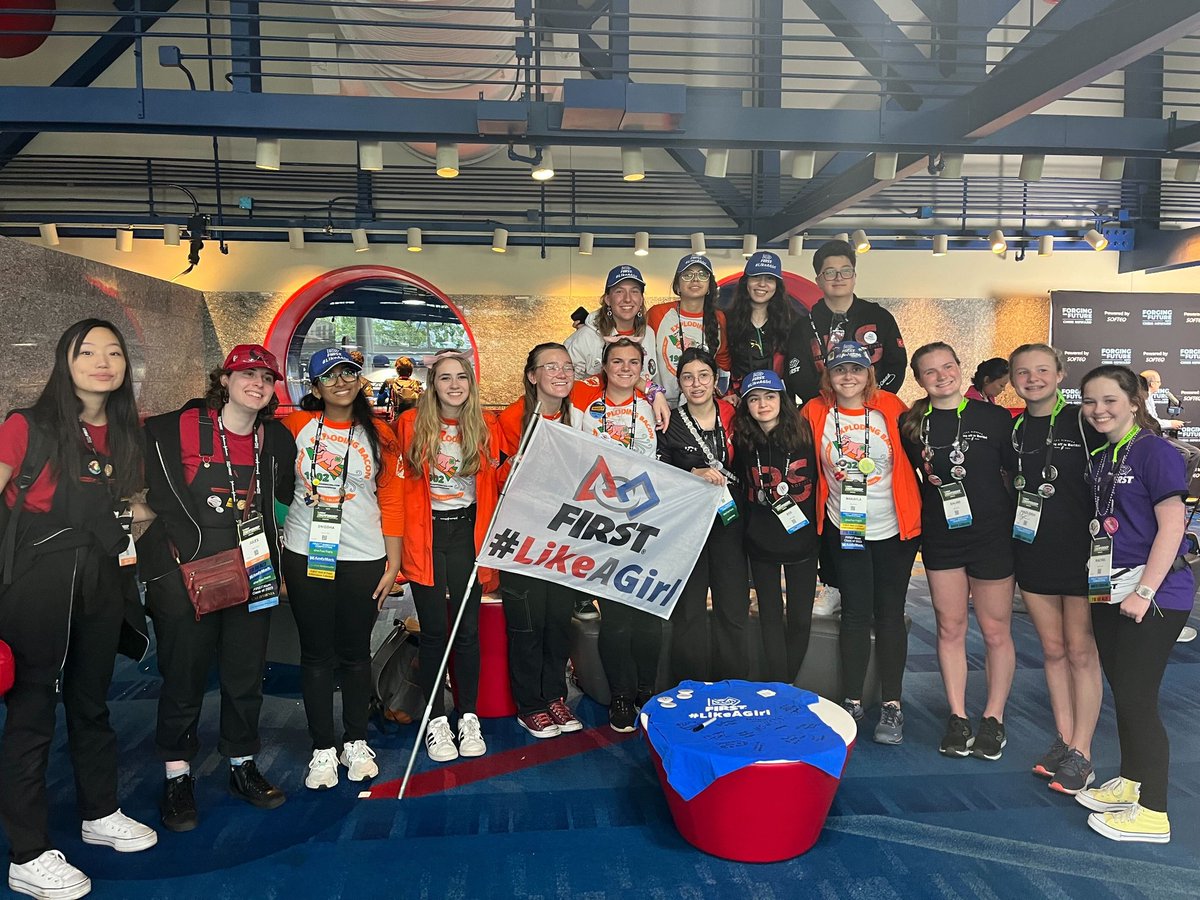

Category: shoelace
[1093, 776, 1131, 799]
[345, 741, 376, 762]
[34, 850, 74, 876]
[427, 720, 455, 746]
[529, 713, 556, 730]
[1107, 803, 1145, 824]
[1056, 751, 1089, 779]
[310, 749, 338, 770]
[549, 701, 575, 722]
[880, 706, 900, 726]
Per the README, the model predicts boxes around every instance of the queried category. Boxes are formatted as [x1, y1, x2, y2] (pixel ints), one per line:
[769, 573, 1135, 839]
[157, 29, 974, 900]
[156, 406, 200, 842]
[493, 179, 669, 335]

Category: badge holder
[771, 494, 809, 535]
[839, 474, 867, 550]
[238, 513, 280, 611]
[1087, 535, 1113, 604]
[116, 509, 137, 567]
[1012, 492, 1042, 544]
[307, 503, 343, 579]
[938, 481, 973, 529]
[716, 486, 739, 526]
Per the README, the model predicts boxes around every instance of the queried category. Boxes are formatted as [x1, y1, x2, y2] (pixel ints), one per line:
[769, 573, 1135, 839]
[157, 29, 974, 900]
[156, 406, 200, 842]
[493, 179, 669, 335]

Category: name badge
[1012, 492, 1042, 544]
[839, 474, 867, 550]
[1087, 536, 1113, 604]
[938, 482, 973, 529]
[116, 509, 137, 567]
[307, 505, 343, 580]
[716, 486, 739, 526]
[237, 514, 279, 611]
[771, 495, 809, 534]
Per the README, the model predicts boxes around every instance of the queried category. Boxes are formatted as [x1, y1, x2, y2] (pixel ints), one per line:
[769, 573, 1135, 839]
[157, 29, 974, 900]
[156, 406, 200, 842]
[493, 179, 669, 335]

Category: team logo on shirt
[574, 455, 660, 518]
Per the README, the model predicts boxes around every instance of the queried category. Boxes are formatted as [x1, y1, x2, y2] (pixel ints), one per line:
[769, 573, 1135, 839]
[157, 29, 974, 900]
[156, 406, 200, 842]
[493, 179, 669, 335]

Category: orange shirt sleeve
[371, 418, 405, 537]
[714, 309, 732, 372]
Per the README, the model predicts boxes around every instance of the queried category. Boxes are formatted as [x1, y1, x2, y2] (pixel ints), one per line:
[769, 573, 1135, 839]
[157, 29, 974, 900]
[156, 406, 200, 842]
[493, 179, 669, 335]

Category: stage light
[255, 137, 280, 170]
[492, 228, 509, 252]
[406, 227, 423, 251]
[932, 234, 948, 256]
[742, 234, 758, 258]
[989, 229, 1007, 254]
[634, 231, 649, 256]
[1084, 228, 1108, 251]
[788, 234, 804, 256]
[39, 224, 59, 246]
[791, 150, 815, 179]
[436, 143, 460, 178]
[690, 232, 707, 255]
[622, 147, 645, 182]
[358, 141, 384, 172]
[578, 232, 594, 255]
[704, 149, 728, 178]
[351, 228, 370, 252]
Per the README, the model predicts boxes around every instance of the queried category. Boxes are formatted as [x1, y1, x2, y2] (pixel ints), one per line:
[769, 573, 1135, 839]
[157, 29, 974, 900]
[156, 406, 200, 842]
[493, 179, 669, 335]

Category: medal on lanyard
[1012, 393, 1064, 498]
[921, 399, 968, 490]
[306, 419, 354, 579]
[840, 473, 867, 550]
[938, 481, 973, 529]
[1012, 491, 1043, 544]
[238, 513, 280, 611]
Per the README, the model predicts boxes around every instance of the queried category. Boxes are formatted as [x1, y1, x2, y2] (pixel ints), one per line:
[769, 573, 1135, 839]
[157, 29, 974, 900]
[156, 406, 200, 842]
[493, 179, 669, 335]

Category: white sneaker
[426, 716, 459, 763]
[812, 585, 841, 617]
[339, 740, 379, 782]
[8, 850, 91, 900]
[80, 809, 157, 853]
[305, 747, 340, 790]
[457, 713, 487, 758]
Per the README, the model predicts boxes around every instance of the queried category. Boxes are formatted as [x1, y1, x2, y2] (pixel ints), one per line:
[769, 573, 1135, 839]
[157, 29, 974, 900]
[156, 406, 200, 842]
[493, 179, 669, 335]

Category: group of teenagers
[0, 240, 1194, 900]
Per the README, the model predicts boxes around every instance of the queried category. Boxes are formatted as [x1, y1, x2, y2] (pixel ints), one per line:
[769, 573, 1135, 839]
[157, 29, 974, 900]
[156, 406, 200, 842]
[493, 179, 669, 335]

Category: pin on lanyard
[307, 414, 354, 507]
[832, 404, 874, 477]
[78, 422, 115, 494]
[1011, 391, 1065, 496]
[920, 398, 968, 486]
[215, 414, 262, 511]
[755, 447, 792, 503]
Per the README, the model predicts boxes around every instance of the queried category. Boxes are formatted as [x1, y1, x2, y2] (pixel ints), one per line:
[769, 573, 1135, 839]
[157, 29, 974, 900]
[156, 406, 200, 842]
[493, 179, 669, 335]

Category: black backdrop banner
[1050, 291, 1200, 443]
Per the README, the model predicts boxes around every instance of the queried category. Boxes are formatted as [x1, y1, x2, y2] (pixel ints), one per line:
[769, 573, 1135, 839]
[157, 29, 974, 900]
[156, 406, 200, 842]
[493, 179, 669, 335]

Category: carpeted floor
[2, 575, 1198, 899]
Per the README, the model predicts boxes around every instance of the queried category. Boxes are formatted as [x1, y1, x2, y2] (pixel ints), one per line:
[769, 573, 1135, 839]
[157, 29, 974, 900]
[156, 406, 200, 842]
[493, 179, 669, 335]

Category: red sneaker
[516, 711, 560, 739]
[547, 698, 583, 733]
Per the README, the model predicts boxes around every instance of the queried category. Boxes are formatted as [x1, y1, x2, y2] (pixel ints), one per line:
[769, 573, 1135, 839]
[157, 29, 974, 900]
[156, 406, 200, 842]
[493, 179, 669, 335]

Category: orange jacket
[800, 390, 922, 541]
[395, 407, 504, 592]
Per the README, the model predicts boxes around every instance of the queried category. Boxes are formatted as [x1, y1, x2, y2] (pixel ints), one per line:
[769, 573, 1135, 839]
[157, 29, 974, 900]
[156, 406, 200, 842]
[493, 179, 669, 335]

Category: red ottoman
[451, 594, 517, 719]
[641, 682, 856, 862]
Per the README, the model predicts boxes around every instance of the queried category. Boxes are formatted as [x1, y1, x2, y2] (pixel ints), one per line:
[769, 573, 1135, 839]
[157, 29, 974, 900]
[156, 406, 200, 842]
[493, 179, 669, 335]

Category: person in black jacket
[0, 319, 156, 900]
[783, 239, 907, 404]
[139, 345, 296, 834]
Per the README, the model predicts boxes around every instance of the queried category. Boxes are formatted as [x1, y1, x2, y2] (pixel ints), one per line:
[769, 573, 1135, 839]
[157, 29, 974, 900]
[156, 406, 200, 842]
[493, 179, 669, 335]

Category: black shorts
[922, 529, 1014, 581]
[1014, 540, 1089, 598]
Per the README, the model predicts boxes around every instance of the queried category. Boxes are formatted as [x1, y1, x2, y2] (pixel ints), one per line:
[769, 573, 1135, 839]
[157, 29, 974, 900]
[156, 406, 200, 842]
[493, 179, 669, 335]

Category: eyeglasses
[819, 266, 856, 281]
[678, 270, 711, 282]
[536, 363, 576, 375]
[679, 372, 714, 385]
[316, 369, 359, 386]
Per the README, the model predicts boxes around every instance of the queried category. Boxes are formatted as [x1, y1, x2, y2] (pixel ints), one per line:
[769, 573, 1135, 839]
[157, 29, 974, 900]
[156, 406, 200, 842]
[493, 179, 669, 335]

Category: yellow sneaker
[1075, 775, 1140, 812]
[1087, 804, 1170, 844]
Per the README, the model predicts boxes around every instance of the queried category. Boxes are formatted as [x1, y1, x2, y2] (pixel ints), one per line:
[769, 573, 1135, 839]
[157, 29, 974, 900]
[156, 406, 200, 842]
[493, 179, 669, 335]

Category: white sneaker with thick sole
[339, 740, 379, 782]
[812, 585, 841, 617]
[426, 716, 459, 763]
[8, 850, 91, 900]
[457, 713, 487, 758]
[80, 809, 157, 853]
[305, 747, 340, 790]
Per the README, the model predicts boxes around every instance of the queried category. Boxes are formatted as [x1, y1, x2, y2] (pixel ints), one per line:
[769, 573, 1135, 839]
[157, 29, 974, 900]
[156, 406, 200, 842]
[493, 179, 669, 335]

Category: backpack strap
[1, 412, 53, 585]
[198, 408, 215, 457]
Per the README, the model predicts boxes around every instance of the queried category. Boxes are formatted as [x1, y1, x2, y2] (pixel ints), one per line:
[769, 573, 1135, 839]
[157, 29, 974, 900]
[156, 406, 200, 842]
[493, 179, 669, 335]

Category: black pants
[670, 516, 750, 684]
[598, 599, 662, 700]
[751, 555, 818, 683]
[500, 571, 573, 716]
[148, 572, 272, 761]
[0, 584, 123, 864]
[409, 511, 483, 719]
[1090, 602, 1189, 812]
[283, 550, 384, 751]
[825, 522, 918, 702]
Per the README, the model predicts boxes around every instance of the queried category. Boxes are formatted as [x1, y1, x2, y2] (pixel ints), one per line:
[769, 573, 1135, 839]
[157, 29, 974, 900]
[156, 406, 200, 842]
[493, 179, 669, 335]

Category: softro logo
[1101, 348, 1132, 365]
[573, 455, 660, 518]
[1064, 350, 1090, 365]
[1142, 309, 1172, 326]
[1061, 307, 1092, 325]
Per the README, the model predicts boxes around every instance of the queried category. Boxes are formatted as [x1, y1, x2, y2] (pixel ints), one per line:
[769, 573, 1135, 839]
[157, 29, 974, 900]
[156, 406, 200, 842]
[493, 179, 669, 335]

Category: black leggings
[825, 522, 918, 702]
[750, 556, 818, 683]
[670, 517, 749, 684]
[598, 599, 662, 700]
[283, 550, 384, 751]
[1090, 602, 1189, 812]
[500, 571, 574, 716]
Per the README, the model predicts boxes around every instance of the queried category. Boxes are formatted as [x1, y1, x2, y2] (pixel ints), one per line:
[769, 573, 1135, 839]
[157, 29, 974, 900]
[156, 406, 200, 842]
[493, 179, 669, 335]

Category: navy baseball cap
[826, 340, 872, 370]
[744, 250, 783, 279]
[605, 264, 646, 292]
[674, 253, 714, 276]
[740, 369, 786, 397]
[309, 347, 362, 379]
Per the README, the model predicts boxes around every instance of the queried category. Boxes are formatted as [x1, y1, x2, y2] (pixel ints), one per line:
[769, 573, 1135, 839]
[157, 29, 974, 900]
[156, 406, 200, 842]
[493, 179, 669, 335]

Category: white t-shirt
[429, 420, 477, 510]
[819, 406, 899, 540]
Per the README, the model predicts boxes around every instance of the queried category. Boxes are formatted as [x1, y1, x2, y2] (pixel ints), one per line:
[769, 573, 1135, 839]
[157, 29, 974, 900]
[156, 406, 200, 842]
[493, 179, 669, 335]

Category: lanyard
[308, 414, 354, 506]
[1011, 392, 1066, 493]
[672, 303, 708, 356]
[215, 414, 262, 513]
[808, 310, 847, 364]
[832, 404, 871, 468]
[599, 391, 636, 449]
[679, 404, 736, 483]
[920, 398, 968, 484]
[1089, 425, 1141, 519]
[78, 422, 117, 498]
[755, 445, 791, 501]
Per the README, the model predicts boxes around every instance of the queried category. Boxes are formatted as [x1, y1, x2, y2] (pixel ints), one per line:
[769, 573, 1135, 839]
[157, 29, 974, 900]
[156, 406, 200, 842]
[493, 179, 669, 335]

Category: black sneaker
[873, 703, 904, 745]
[609, 696, 637, 733]
[229, 760, 286, 810]
[1032, 733, 1069, 778]
[634, 690, 654, 710]
[161, 774, 198, 832]
[841, 699, 864, 722]
[574, 598, 599, 620]
[939, 715, 974, 757]
[1049, 749, 1096, 795]
[972, 716, 1007, 761]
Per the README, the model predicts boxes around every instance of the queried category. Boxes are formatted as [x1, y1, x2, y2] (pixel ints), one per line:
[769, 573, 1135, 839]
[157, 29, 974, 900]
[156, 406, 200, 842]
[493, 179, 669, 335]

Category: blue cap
[740, 369, 786, 397]
[605, 264, 646, 292]
[744, 250, 782, 279]
[826, 340, 872, 370]
[372, 354, 390, 368]
[674, 254, 714, 276]
[309, 347, 362, 379]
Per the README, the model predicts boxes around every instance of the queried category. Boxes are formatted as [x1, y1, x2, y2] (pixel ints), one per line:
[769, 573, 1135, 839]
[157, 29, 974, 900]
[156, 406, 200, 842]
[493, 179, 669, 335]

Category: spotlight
[932, 234, 948, 256]
[834, 232, 850, 242]
[1174, 159, 1200, 182]
[939, 153, 964, 179]
[989, 229, 1007, 254]
[162, 223, 181, 246]
[39, 224, 59, 246]
[255, 137, 280, 171]
[622, 147, 645, 182]
[492, 228, 509, 253]
[1099, 156, 1125, 181]
[851, 229, 871, 253]
[1084, 228, 1108, 251]
[288, 228, 305, 250]
[690, 232, 707, 255]
[872, 152, 898, 180]
[115, 228, 134, 252]
[532, 147, 555, 181]
[634, 231, 649, 257]
[742, 234, 758, 258]
[1019, 154, 1045, 182]
[704, 149, 728, 178]
[358, 140, 384, 172]
[791, 150, 815, 179]
[406, 227, 423, 252]
[351, 228, 370, 252]
[578, 232, 594, 255]
[436, 143, 460, 178]
[788, 234, 804, 256]
[1038, 235, 1055, 256]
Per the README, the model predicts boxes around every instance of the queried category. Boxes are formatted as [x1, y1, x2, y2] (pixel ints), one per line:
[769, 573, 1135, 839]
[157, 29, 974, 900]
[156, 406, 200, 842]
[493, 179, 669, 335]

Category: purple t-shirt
[1105, 434, 1194, 611]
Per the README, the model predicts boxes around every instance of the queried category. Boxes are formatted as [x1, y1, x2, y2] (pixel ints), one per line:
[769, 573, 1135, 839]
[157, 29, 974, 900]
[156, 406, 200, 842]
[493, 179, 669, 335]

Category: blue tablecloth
[641, 679, 850, 802]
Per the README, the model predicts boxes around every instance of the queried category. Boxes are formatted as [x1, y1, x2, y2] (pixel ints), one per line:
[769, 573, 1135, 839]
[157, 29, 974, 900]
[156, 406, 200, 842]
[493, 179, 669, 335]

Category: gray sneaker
[1032, 733, 1069, 778]
[873, 704, 904, 745]
[1049, 749, 1095, 795]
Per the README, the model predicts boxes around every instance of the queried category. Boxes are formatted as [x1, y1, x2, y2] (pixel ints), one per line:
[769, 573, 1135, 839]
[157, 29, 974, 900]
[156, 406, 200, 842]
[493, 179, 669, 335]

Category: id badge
[771, 495, 809, 534]
[937, 482, 973, 529]
[716, 486, 739, 526]
[1012, 492, 1043, 544]
[116, 509, 137, 567]
[307, 505, 343, 580]
[238, 514, 280, 611]
[1087, 536, 1113, 604]
[839, 474, 867, 550]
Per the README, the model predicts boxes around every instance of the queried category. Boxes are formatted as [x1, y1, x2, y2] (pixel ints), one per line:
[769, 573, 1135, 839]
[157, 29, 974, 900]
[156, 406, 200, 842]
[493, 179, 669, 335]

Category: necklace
[920, 398, 968, 486]
[1011, 392, 1065, 498]
[831, 403, 875, 478]
[1088, 425, 1141, 536]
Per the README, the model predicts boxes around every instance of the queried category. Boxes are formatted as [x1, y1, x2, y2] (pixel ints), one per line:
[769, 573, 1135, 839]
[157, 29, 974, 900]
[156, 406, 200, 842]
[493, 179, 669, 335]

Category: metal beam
[1118, 225, 1200, 274]
[229, 1, 263, 94]
[1123, 56, 1163, 228]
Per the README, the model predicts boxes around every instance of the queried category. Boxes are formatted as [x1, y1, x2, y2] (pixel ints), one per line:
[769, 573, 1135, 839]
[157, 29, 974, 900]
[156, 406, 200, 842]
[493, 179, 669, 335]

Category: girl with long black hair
[646, 254, 731, 407]
[726, 251, 795, 392]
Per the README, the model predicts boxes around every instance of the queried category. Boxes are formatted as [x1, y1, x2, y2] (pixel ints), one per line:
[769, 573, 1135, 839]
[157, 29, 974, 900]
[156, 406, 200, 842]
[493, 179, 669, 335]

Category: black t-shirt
[735, 433, 818, 563]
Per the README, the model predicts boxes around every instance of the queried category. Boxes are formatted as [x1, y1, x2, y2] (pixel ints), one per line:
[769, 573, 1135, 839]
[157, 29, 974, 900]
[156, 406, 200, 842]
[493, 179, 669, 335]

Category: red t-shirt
[0, 414, 110, 513]
[179, 408, 257, 486]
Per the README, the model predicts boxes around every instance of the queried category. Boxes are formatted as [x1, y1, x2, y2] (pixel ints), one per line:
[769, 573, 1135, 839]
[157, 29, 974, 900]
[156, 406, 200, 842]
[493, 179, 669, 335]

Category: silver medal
[1089, 518, 1101, 537]
[949, 449, 965, 465]
[921, 447, 934, 462]
[757, 490, 767, 504]
[950, 465, 967, 480]
[1038, 483, 1055, 498]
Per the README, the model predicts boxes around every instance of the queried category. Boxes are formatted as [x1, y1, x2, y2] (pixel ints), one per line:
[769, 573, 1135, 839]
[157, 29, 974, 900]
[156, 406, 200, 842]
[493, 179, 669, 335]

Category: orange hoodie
[800, 390, 922, 541]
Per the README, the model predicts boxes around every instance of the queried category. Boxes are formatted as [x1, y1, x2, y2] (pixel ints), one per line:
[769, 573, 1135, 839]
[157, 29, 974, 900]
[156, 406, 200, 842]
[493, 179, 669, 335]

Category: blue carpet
[2, 578, 1198, 899]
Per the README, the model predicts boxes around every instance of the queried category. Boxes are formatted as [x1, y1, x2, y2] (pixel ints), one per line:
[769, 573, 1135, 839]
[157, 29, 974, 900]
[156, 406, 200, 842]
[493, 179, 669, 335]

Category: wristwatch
[1133, 584, 1156, 602]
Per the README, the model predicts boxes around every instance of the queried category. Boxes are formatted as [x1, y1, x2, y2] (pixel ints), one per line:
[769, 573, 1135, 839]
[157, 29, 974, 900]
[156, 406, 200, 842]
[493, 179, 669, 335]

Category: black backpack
[370, 619, 424, 726]
[0, 412, 52, 586]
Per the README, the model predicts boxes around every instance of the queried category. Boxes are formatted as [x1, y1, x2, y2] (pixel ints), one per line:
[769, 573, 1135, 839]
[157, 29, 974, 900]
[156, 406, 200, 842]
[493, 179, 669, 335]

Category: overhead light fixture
[1019, 154, 1045, 182]
[255, 137, 281, 171]
[742, 234, 758, 258]
[492, 228, 509, 253]
[39, 223, 59, 246]
[791, 150, 815, 179]
[436, 143, 460, 178]
[989, 229, 1007, 254]
[704, 148, 728, 178]
[788, 234, 804, 256]
[932, 234, 949, 256]
[634, 231, 650, 256]
[358, 140, 384, 172]
[622, 147, 645, 182]
[872, 152, 898, 180]
[690, 232, 707, 255]
[1038, 235, 1055, 256]
[406, 227, 423, 252]
[1174, 158, 1200, 182]
[401, 298, 427, 306]
[115, 227, 134, 252]
[1084, 228, 1108, 251]
[1099, 156, 1125, 180]
[351, 228, 370, 252]
[163, 223, 181, 246]
[834, 232, 850, 242]
[288, 227, 305, 250]
[578, 232, 594, 255]
[850, 229, 871, 253]
[939, 153, 964, 179]
[532, 147, 555, 181]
